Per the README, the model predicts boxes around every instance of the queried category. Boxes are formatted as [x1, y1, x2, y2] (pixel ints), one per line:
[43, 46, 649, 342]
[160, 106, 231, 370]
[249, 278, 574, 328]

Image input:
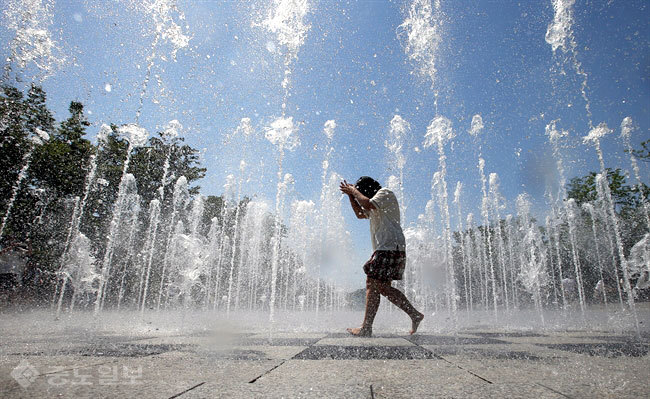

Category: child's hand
[339, 180, 356, 196]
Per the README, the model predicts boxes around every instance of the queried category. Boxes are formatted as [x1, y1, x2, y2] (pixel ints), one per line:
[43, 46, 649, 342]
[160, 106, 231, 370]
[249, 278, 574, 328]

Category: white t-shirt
[365, 188, 406, 251]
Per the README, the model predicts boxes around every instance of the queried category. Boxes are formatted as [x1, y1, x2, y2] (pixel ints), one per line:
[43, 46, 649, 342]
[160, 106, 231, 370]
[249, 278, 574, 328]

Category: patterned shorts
[363, 250, 406, 281]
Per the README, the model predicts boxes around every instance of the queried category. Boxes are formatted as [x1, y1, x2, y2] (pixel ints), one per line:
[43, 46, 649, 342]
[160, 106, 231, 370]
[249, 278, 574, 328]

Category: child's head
[355, 176, 382, 199]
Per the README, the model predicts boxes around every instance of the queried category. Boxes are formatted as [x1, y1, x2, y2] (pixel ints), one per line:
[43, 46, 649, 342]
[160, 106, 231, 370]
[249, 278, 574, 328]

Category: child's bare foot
[346, 327, 372, 337]
[410, 312, 424, 335]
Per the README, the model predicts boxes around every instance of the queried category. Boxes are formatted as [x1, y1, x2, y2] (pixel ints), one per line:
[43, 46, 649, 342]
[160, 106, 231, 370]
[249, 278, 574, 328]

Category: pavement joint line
[248, 360, 286, 383]
[248, 340, 316, 384]
[536, 382, 574, 399]
[167, 382, 206, 399]
[407, 337, 494, 384]
[248, 334, 352, 383]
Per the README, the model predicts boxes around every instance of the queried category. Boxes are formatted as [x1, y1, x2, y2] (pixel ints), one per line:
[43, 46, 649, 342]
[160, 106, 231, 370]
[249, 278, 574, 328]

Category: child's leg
[378, 282, 424, 334]
[348, 277, 381, 336]
[362, 278, 381, 328]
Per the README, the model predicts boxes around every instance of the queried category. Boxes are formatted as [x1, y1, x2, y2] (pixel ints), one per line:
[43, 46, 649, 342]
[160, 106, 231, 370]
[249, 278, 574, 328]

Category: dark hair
[355, 176, 382, 199]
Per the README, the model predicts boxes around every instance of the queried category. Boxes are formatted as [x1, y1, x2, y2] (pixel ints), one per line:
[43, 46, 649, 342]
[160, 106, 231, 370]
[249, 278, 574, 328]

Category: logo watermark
[11, 360, 39, 388]
[11, 361, 142, 388]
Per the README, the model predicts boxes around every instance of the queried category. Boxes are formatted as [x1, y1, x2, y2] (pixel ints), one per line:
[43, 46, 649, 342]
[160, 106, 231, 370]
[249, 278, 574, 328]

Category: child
[339, 176, 423, 337]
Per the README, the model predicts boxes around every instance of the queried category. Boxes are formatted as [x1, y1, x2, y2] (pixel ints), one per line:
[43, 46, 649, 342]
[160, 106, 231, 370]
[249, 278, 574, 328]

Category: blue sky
[2, 0, 648, 286]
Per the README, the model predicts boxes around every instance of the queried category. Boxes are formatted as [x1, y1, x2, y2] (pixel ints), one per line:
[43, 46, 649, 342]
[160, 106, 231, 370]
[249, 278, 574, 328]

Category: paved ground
[1, 320, 649, 398]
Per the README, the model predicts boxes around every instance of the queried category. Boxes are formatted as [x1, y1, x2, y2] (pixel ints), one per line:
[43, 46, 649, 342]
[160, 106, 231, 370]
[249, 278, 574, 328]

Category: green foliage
[0, 85, 211, 289]
[0, 84, 62, 248]
[0, 86, 27, 203]
[563, 164, 649, 301]
[566, 168, 648, 215]
[202, 195, 225, 226]
[30, 101, 94, 197]
[627, 139, 650, 163]
[0, 84, 57, 203]
[81, 125, 128, 250]
[128, 132, 207, 207]
[25, 85, 55, 134]
[0, 84, 321, 309]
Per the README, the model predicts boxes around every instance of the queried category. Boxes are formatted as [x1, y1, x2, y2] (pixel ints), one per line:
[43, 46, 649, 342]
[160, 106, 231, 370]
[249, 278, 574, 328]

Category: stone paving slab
[537, 342, 649, 357]
[126, 336, 233, 346]
[490, 335, 617, 345]
[248, 332, 327, 339]
[237, 337, 323, 347]
[462, 331, 549, 338]
[251, 359, 478, 396]
[185, 381, 566, 399]
[1, 341, 88, 357]
[2, 352, 278, 399]
[0, 354, 122, 391]
[422, 344, 558, 361]
[372, 382, 566, 399]
[315, 336, 414, 346]
[406, 334, 510, 345]
[294, 345, 435, 360]
[184, 380, 371, 398]
[2, 329, 649, 398]
[204, 346, 307, 361]
[445, 354, 650, 398]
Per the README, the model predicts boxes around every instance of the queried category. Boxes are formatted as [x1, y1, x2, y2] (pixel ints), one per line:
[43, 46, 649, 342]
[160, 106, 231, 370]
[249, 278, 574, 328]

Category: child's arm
[340, 180, 375, 218]
[347, 195, 368, 219]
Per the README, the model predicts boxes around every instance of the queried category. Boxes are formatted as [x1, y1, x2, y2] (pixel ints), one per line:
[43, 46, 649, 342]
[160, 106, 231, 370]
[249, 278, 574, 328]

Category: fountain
[0, 0, 645, 342]
[0, 129, 48, 241]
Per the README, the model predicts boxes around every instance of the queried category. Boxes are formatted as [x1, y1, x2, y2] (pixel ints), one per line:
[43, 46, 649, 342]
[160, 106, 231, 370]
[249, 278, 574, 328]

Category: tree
[0, 84, 56, 207]
[0, 85, 58, 248]
[565, 161, 649, 294]
[627, 139, 649, 163]
[128, 132, 207, 209]
[0, 85, 225, 307]
[0, 85, 28, 205]
[25, 84, 55, 135]
[566, 168, 648, 215]
[81, 125, 129, 250]
[30, 101, 94, 197]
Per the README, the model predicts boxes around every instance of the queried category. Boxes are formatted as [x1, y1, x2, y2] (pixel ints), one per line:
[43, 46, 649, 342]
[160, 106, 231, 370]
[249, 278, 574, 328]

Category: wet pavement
[1, 325, 649, 398]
